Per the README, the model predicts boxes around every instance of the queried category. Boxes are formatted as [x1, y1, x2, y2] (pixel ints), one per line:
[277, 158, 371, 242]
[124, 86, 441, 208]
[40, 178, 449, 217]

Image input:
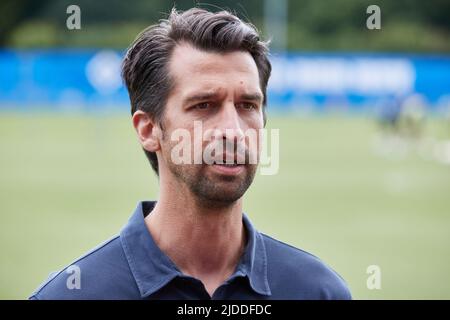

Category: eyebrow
[182, 91, 263, 105]
[240, 92, 263, 103]
[183, 92, 221, 105]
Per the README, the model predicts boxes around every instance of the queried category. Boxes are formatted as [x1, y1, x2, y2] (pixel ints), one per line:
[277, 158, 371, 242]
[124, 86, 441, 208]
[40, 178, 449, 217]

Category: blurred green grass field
[1, 114, 449, 299]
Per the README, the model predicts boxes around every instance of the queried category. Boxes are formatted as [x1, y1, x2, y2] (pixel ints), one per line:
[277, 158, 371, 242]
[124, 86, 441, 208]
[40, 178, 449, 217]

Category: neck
[144, 172, 247, 284]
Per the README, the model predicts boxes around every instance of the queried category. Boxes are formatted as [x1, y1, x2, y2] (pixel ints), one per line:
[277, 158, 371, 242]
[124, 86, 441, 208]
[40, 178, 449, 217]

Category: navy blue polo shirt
[30, 201, 351, 300]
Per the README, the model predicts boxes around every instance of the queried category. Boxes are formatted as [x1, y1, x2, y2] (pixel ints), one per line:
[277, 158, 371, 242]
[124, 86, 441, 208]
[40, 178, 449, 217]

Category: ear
[132, 110, 161, 153]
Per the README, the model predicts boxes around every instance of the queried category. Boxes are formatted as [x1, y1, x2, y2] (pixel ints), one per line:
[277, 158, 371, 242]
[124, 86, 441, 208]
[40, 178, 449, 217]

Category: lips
[210, 163, 244, 175]
[209, 153, 244, 175]
[220, 163, 239, 167]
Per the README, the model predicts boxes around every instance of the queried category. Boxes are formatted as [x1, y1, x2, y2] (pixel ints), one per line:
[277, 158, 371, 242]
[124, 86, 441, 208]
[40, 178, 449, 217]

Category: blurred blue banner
[0, 50, 449, 113]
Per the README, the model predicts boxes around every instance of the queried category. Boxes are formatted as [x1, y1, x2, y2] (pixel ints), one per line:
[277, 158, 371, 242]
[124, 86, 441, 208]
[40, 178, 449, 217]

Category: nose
[216, 101, 245, 144]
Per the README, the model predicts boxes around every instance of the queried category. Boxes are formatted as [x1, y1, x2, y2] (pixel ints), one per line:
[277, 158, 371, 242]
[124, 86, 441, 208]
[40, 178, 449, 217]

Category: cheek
[246, 110, 264, 131]
[158, 134, 174, 163]
[161, 124, 200, 164]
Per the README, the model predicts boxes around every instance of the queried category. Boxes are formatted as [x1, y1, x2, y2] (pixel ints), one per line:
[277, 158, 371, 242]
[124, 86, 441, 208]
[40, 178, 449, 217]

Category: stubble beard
[167, 160, 257, 209]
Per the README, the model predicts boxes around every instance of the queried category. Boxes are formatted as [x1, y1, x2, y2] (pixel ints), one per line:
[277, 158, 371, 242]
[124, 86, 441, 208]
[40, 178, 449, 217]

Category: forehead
[168, 42, 261, 95]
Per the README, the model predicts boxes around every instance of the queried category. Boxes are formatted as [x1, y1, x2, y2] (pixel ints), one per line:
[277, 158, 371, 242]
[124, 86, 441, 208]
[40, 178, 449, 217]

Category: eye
[194, 102, 211, 110]
[237, 102, 257, 110]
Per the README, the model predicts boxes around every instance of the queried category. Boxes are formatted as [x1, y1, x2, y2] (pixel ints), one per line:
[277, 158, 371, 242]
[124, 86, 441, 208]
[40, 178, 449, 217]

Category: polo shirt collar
[120, 201, 271, 298]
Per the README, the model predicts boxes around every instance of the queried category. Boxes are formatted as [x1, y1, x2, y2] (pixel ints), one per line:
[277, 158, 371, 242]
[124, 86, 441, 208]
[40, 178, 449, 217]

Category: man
[30, 8, 351, 300]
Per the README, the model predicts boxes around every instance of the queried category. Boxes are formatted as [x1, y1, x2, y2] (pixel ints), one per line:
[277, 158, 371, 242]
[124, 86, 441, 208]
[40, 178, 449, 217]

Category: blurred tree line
[1, 0, 449, 52]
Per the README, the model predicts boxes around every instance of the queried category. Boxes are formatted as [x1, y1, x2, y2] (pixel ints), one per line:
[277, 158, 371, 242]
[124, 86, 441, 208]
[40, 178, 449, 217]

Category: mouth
[210, 160, 244, 175]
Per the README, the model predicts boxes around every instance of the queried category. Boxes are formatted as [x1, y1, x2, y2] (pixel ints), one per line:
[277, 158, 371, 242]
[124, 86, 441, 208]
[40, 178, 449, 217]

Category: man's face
[158, 42, 265, 207]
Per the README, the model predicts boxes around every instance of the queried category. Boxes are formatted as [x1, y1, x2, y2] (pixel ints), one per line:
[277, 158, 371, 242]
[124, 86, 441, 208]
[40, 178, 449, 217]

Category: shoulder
[261, 233, 352, 300]
[29, 235, 140, 300]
